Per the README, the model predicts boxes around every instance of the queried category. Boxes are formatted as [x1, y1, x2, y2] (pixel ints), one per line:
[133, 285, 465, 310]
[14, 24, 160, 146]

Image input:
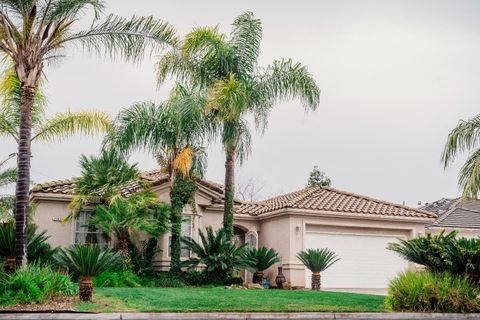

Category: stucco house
[31, 170, 436, 290]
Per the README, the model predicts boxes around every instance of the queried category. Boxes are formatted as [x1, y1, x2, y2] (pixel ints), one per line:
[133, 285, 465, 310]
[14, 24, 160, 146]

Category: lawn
[75, 287, 386, 313]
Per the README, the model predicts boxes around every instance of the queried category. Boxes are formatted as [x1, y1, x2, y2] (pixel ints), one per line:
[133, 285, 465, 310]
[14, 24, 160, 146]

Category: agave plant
[387, 231, 457, 273]
[247, 247, 280, 285]
[181, 227, 255, 284]
[297, 248, 340, 290]
[56, 245, 121, 302]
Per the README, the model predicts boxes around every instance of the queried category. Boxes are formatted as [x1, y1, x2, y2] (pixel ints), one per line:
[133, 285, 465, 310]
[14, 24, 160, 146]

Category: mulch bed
[0, 296, 76, 312]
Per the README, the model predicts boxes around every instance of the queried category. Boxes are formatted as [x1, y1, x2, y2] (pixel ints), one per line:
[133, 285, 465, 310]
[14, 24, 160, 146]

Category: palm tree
[90, 191, 169, 257]
[158, 12, 320, 241]
[442, 115, 480, 198]
[55, 245, 120, 302]
[105, 85, 212, 273]
[0, 0, 177, 267]
[181, 227, 255, 284]
[297, 248, 339, 290]
[247, 247, 280, 285]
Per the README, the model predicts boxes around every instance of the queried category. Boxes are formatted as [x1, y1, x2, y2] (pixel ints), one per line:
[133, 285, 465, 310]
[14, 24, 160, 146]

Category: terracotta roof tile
[236, 185, 436, 219]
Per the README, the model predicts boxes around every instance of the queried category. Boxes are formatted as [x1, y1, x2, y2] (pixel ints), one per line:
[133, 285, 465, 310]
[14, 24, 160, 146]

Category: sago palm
[105, 85, 213, 273]
[181, 227, 255, 284]
[90, 191, 169, 256]
[442, 114, 480, 198]
[297, 248, 339, 290]
[56, 245, 120, 302]
[0, 0, 177, 266]
[247, 247, 280, 285]
[158, 12, 320, 242]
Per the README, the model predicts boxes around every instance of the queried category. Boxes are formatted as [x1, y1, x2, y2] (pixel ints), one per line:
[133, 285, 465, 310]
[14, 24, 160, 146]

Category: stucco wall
[427, 226, 480, 238]
[33, 199, 74, 248]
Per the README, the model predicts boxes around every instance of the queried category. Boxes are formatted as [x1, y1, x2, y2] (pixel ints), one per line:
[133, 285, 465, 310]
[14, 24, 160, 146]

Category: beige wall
[427, 226, 480, 238]
[33, 199, 74, 248]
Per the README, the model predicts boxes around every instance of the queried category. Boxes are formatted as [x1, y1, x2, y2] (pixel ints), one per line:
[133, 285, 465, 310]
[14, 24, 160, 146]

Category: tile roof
[237, 185, 436, 219]
[31, 170, 224, 197]
[426, 198, 480, 229]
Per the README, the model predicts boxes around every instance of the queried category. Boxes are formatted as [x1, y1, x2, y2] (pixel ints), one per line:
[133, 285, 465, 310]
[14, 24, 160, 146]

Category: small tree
[306, 166, 331, 188]
[56, 245, 120, 302]
[247, 247, 280, 285]
[297, 248, 339, 290]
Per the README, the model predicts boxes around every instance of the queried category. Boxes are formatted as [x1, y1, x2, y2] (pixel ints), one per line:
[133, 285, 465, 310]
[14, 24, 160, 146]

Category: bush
[93, 270, 142, 287]
[149, 272, 186, 287]
[0, 265, 77, 305]
[386, 271, 480, 313]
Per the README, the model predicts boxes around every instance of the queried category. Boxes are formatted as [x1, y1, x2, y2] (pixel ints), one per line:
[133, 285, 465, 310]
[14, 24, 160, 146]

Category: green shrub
[0, 265, 77, 305]
[150, 272, 186, 287]
[386, 271, 480, 313]
[93, 270, 142, 287]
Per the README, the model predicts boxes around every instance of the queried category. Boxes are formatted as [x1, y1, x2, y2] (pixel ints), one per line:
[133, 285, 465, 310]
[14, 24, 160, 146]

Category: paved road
[0, 313, 479, 320]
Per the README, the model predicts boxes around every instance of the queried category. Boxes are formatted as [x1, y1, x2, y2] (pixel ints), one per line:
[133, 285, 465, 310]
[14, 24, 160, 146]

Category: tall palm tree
[106, 85, 212, 273]
[158, 12, 320, 241]
[0, 0, 177, 266]
[442, 115, 480, 198]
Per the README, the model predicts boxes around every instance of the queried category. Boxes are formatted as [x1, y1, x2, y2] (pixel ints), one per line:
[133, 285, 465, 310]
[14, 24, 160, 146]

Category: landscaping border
[0, 313, 480, 320]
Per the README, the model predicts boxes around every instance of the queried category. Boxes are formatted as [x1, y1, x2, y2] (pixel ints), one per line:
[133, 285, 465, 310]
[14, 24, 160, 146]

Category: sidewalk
[0, 313, 479, 320]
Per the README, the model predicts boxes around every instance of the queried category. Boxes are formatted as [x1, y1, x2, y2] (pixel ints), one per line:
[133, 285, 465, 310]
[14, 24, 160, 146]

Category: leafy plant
[386, 271, 480, 313]
[444, 237, 480, 284]
[181, 227, 255, 285]
[55, 245, 121, 302]
[128, 237, 161, 277]
[387, 231, 456, 273]
[297, 248, 340, 290]
[247, 247, 280, 284]
[93, 270, 141, 288]
[0, 221, 15, 273]
[0, 264, 77, 306]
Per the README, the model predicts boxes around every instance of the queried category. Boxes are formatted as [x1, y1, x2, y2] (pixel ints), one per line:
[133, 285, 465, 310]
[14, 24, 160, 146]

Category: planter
[275, 266, 286, 289]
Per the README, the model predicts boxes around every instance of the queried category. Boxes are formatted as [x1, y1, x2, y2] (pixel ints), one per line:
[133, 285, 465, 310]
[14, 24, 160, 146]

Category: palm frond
[229, 11, 262, 78]
[45, 0, 105, 21]
[57, 14, 178, 62]
[31, 109, 110, 142]
[297, 248, 339, 273]
[247, 246, 280, 272]
[458, 148, 480, 199]
[0, 166, 16, 188]
[55, 245, 121, 277]
[441, 115, 480, 168]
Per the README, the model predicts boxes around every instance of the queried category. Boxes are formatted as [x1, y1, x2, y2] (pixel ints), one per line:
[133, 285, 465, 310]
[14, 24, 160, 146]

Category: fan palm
[0, 0, 177, 267]
[441, 115, 480, 198]
[55, 245, 121, 302]
[181, 227, 255, 284]
[105, 85, 213, 273]
[247, 247, 280, 285]
[297, 248, 339, 290]
[89, 191, 169, 256]
[158, 12, 320, 242]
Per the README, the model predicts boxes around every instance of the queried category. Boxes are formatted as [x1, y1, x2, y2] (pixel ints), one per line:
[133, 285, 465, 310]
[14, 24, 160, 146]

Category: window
[74, 210, 107, 246]
[169, 215, 192, 258]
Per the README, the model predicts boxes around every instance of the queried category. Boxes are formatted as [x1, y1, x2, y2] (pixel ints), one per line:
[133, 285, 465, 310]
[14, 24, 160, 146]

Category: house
[31, 170, 436, 290]
[422, 198, 480, 238]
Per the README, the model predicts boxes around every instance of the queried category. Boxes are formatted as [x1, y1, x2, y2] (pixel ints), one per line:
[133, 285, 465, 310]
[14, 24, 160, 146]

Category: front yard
[75, 287, 386, 313]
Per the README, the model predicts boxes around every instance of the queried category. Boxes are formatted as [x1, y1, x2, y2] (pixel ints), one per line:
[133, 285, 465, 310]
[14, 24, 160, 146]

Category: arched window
[245, 231, 258, 249]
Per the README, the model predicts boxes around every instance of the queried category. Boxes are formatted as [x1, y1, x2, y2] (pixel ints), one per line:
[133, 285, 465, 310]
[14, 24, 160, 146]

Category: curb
[0, 313, 480, 320]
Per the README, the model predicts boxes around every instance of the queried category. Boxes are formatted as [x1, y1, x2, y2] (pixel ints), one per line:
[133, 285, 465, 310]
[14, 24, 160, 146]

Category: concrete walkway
[0, 313, 479, 320]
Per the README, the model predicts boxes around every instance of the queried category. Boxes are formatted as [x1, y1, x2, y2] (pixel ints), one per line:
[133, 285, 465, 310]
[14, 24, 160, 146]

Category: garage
[304, 231, 408, 289]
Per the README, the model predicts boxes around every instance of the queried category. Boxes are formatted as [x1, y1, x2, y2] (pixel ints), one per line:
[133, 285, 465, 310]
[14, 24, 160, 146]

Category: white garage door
[305, 232, 407, 289]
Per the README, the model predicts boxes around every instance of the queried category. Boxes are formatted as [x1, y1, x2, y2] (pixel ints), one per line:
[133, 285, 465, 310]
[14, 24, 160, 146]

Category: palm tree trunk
[223, 149, 235, 242]
[117, 237, 129, 257]
[4, 256, 15, 274]
[169, 187, 182, 274]
[253, 271, 264, 285]
[15, 84, 36, 267]
[311, 272, 321, 290]
[79, 276, 94, 302]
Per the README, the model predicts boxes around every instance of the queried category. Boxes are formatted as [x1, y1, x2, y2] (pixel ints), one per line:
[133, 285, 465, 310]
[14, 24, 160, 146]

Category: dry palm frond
[173, 146, 194, 177]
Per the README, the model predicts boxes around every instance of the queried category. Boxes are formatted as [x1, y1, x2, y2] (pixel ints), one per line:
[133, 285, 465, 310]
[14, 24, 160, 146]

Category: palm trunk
[253, 271, 264, 285]
[79, 276, 94, 302]
[311, 272, 321, 290]
[169, 187, 182, 274]
[223, 149, 235, 242]
[4, 256, 15, 274]
[118, 237, 129, 257]
[15, 84, 36, 267]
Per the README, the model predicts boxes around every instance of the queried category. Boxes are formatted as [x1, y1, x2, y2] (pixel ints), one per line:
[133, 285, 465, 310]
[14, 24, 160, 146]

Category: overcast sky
[2, 0, 480, 206]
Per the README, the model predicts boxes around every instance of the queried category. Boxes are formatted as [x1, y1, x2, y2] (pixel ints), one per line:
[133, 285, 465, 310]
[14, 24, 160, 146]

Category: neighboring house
[422, 198, 480, 238]
[31, 170, 436, 290]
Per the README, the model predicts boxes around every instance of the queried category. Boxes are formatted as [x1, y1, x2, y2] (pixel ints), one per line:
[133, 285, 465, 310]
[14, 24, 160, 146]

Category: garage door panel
[305, 232, 407, 289]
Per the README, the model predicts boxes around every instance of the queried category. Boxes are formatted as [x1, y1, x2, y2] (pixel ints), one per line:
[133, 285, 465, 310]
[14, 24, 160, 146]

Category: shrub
[150, 272, 186, 287]
[445, 237, 480, 285]
[93, 270, 142, 287]
[0, 265, 77, 305]
[386, 271, 480, 313]
[181, 227, 256, 285]
[247, 247, 280, 284]
[128, 237, 160, 277]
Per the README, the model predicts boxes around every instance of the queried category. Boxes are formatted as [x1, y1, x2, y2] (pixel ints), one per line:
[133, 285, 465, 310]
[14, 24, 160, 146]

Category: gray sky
[2, 0, 480, 206]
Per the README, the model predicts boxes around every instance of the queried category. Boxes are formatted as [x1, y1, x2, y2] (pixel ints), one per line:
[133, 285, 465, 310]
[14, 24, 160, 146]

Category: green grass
[75, 287, 386, 312]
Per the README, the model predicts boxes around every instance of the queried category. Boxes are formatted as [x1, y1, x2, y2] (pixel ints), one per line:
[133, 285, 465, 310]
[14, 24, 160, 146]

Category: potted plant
[56, 245, 120, 302]
[247, 247, 280, 285]
[297, 248, 339, 290]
